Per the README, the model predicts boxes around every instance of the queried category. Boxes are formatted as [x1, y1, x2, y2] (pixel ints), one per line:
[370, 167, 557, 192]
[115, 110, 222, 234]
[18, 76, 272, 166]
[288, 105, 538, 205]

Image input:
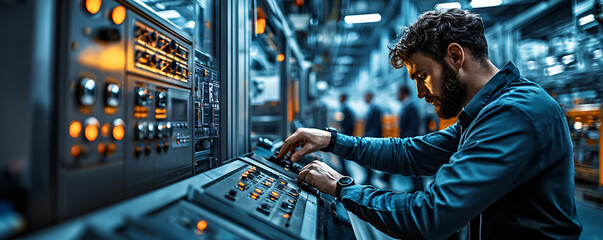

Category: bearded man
[277, 8, 582, 239]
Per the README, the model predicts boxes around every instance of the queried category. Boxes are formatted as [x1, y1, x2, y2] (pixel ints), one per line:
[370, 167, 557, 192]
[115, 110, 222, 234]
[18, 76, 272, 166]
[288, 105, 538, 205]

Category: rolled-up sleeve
[332, 123, 460, 176]
[338, 104, 539, 239]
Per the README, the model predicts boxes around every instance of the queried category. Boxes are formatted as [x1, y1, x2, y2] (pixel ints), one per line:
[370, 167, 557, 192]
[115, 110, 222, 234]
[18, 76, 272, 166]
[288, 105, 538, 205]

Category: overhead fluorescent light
[344, 13, 381, 24]
[157, 10, 181, 19]
[435, 2, 461, 10]
[579, 14, 595, 26]
[336, 56, 354, 64]
[470, 0, 502, 8]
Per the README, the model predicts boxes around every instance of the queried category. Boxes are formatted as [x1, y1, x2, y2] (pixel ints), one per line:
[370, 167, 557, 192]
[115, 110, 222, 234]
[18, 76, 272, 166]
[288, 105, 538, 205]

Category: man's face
[404, 53, 468, 119]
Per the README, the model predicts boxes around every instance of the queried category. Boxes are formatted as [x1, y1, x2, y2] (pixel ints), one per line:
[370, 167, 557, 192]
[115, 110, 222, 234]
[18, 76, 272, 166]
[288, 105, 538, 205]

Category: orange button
[238, 186, 245, 191]
[271, 191, 279, 197]
[238, 181, 245, 187]
[112, 124, 125, 141]
[71, 145, 82, 158]
[250, 195, 258, 200]
[280, 181, 286, 185]
[69, 121, 82, 138]
[107, 143, 116, 156]
[264, 181, 271, 186]
[85, 0, 102, 15]
[288, 199, 295, 204]
[267, 177, 275, 182]
[97, 143, 106, 154]
[283, 214, 290, 218]
[111, 6, 126, 25]
[101, 123, 110, 137]
[284, 167, 290, 171]
[196, 220, 207, 231]
[252, 166, 257, 171]
[255, 188, 262, 194]
[84, 118, 100, 141]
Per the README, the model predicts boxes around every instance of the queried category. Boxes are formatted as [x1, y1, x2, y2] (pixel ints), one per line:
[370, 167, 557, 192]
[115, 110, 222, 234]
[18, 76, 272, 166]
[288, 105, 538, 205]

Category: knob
[163, 142, 169, 152]
[156, 143, 162, 153]
[136, 87, 151, 106]
[156, 123, 164, 138]
[105, 83, 120, 107]
[167, 40, 176, 51]
[78, 78, 96, 106]
[148, 31, 157, 42]
[136, 122, 147, 140]
[165, 122, 172, 136]
[156, 91, 167, 108]
[147, 122, 155, 139]
[135, 146, 142, 157]
[144, 145, 151, 155]
[96, 27, 121, 42]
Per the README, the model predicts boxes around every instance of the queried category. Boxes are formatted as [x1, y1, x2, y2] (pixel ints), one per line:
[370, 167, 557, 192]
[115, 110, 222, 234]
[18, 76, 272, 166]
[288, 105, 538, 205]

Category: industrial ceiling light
[470, 0, 502, 8]
[579, 14, 595, 26]
[344, 13, 381, 24]
[435, 2, 461, 10]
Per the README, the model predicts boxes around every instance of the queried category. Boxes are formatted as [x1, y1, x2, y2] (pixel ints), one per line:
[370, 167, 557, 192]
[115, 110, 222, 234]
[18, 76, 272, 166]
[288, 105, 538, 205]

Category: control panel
[133, 21, 190, 85]
[190, 164, 309, 239]
[193, 58, 221, 173]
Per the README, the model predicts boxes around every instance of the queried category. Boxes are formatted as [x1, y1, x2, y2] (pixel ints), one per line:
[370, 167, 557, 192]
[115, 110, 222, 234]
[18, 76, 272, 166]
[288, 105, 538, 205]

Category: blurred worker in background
[278, 8, 581, 239]
[362, 92, 382, 185]
[363, 92, 382, 138]
[336, 94, 354, 176]
[385, 85, 423, 191]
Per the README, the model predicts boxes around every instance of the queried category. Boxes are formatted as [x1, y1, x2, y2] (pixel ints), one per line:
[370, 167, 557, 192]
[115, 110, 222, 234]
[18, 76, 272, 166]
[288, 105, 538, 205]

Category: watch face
[339, 176, 353, 185]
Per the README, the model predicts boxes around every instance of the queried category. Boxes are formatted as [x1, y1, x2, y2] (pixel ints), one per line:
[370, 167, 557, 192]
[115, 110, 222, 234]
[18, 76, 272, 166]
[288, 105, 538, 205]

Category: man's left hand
[297, 161, 344, 196]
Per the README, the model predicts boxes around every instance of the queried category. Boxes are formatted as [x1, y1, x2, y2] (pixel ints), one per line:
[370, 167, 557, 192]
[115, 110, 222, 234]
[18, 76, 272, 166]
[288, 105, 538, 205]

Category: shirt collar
[458, 62, 520, 131]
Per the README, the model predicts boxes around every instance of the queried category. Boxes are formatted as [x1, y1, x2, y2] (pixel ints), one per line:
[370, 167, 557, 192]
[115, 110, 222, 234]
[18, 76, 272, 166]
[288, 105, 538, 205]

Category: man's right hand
[277, 128, 332, 162]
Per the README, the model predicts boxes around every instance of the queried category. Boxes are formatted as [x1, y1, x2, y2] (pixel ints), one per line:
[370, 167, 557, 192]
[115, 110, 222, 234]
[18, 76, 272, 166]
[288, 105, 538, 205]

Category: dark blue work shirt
[332, 62, 582, 239]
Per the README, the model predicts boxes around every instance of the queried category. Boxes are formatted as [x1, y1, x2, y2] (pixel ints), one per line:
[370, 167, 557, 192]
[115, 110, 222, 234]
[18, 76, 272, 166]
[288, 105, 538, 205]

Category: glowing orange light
[283, 214, 290, 218]
[101, 123, 110, 137]
[271, 191, 279, 197]
[97, 143, 106, 154]
[284, 167, 290, 171]
[280, 181, 286, 185]
[277, 54, 285, 62]
[112, 124, 125, 140]
[267, 177, 275, 182]
[69, 121, 82, 138]
[238, 181, 246, 187]
[71, 145, 81, 158]
[107, 143, 116, 156]
[264, 181, 271, 186]
[85, 124, 99, 141]
[252, 166, 257, 171]
[85, 0, 102, 15]
[251, 195, 258, 200]
[255, 18, 266, 34]
[111, 6, 126, 25]
[255, 188, 262, 194]
[196, 220, 208, 231]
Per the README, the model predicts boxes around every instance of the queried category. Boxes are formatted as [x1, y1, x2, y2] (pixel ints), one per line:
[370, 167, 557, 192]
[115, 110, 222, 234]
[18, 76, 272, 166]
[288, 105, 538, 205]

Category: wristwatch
[320, 127, 337, 152]
[335, 176, 355, 199]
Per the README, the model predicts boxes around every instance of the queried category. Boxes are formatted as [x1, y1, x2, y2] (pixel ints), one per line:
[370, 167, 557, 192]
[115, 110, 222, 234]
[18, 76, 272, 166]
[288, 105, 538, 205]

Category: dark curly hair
[389, 8, 488, 69]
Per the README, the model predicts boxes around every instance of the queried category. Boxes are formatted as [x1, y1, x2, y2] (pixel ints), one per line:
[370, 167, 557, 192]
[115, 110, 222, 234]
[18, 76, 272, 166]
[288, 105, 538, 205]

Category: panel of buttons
[134, 21, 189, 83]
[189, 164, 310, 238]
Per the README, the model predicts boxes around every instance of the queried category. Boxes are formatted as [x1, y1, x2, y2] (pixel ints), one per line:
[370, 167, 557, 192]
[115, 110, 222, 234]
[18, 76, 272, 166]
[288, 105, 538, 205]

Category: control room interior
[0, 0, 602, 239]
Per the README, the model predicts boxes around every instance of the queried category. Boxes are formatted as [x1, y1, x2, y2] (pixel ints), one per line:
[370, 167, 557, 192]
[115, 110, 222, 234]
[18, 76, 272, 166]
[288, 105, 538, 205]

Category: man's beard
[425, 63, 468, 119]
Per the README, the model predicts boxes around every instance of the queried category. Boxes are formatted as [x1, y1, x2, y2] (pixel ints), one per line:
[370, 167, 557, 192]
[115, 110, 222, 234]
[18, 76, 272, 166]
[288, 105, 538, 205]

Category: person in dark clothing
[278, 8, 581, 239]
[363, 92, 382, 137]
[397, 85, 420, 138]
[394, 85, 423, 191]
[336, 94, 355, 176]
[362, 92, 382, 185]
[339, 94, 355, 136]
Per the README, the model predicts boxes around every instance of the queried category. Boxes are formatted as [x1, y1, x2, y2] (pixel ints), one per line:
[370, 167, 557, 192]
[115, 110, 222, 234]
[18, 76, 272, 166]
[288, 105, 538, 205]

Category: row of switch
[78, 78, 120, 107]
[135, 121, 172, 140]
[69, 117, 125, 142]
[134, 25, 188, 60]
[135, 50, 189, 78]
[134, 142, 169, 157]
[135, 87, 167, 107]
[70, 142, 118, 158]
